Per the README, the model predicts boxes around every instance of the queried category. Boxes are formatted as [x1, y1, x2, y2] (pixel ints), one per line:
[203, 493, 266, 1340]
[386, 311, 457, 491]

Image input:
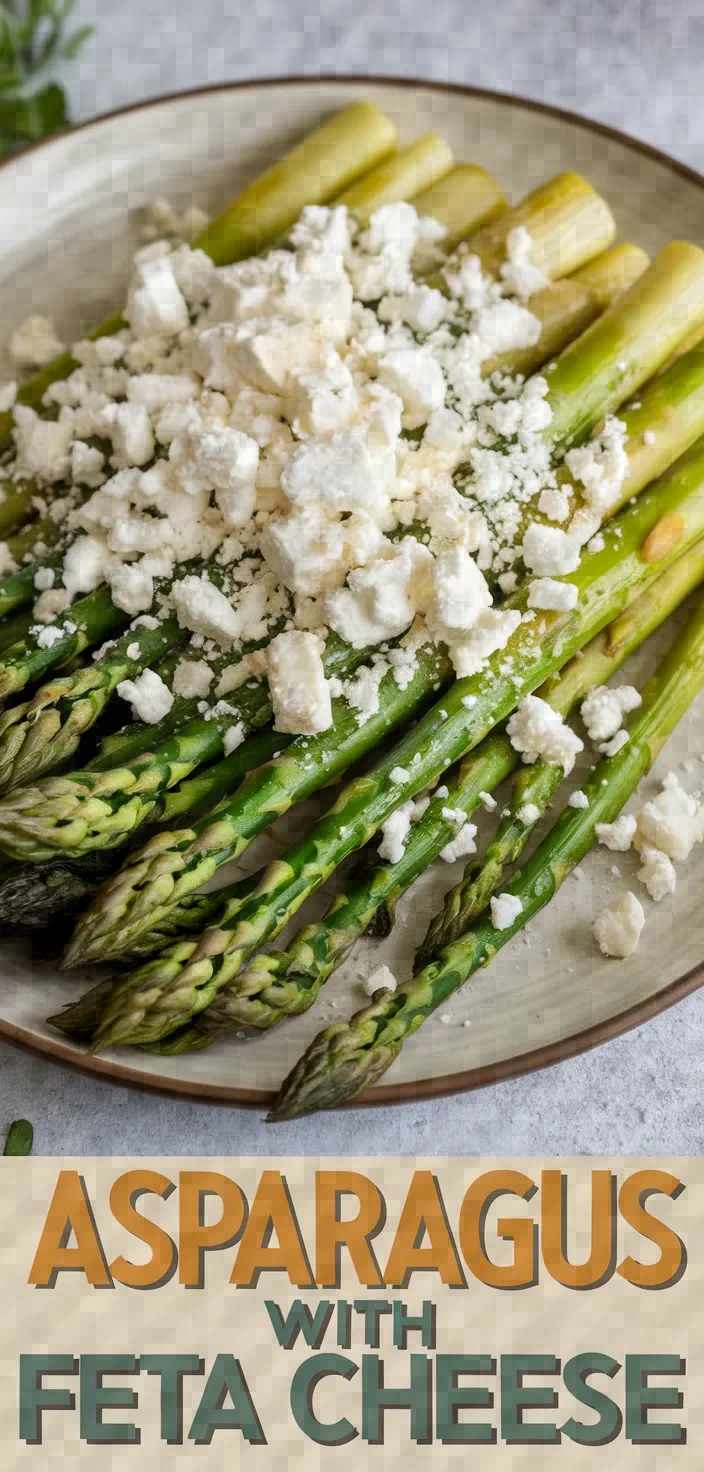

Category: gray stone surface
[1, 0, 703, 1155]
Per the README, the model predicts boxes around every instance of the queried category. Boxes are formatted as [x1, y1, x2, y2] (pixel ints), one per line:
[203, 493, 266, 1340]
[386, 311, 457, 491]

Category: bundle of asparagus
[0, 102, 702, 1113]
[271, 596, 704, 1118]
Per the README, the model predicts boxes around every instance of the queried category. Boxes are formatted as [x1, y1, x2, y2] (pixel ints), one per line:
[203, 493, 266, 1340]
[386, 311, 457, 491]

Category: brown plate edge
[0, 72, 703, 1111]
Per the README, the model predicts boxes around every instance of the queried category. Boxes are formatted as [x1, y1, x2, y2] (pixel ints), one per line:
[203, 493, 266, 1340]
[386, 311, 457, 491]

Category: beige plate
[0, 76, 703, 1109]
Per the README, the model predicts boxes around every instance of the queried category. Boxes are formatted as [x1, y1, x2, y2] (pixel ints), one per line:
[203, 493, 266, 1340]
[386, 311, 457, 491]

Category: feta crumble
[506, 695, 583, 774]
[595, 813, 637, 851]
[490, 892, 523, 930]
[592, 891, 645, 958]
[266, 630, 332, 735]
[116, 668, 174, 724]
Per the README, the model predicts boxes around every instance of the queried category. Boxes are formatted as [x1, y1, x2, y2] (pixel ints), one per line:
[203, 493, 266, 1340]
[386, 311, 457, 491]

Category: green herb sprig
[0, 1, 93, 156]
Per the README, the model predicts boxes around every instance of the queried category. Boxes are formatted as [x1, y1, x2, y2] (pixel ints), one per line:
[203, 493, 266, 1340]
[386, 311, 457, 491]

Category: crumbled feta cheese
[10, 315, 65, 368]
[0, 381, 16, 412]
[12, 404, 74, 485]
[565, 417, 628, 517]
[33, 566, 55, 592]
[172, 657, 214, 699]
[595, 813, 637, 851]
[126, 373, 201, 412]
[587, 532, 606, 554]
[449, 608, 522, 678]
[172, 574, 241, 647]
[261, 509, 347, 597]
[581, 684, 642, 743]
[427, 546, 492, 640]
[360, 963, 397, 997]
[289, 358, 358, 438]
[593, 891, 645, 958]
[280, 429, 392, 516]
[479, 790, 497, 812]
[101, 401, 154, 468]
[170, 423, 259, 524]
[71, 440, 105, 488]
[378, 283, 449, 335]
[377, 344, 446, 426]
[635, 772, 704, 863]
[378, 800, 414, 863]
[126, 642, 141, 660]
[62, 535, 113, 599]
[518, 802, 540, 825]
[537, 485, 570, 522]
[266, 630, 332, 735]
[127, 254, 189, 337]
[522, 523, 581, 577]
[109, 562, 154, 616]
[390, 766, 411, 785]
[490, 892, 523, 929]
[116, 667, 174, 724]
[600, 729, 630, 757]
[223, 722, 246, 756]
[440, 818, 477, 863]
[637, 844, 677, 902]
[499, 226, 550, 300]
[325, 540, 433, 648]
[527, 577, 578, 612]
[568, 789, 590, 809]
[35, 623, 65, 650]
[507, 695, 583, 774]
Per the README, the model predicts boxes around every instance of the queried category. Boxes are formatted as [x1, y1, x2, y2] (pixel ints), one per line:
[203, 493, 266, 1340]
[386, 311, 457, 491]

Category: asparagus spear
[83, 437, 704, 1042]
[271, 592, 704, 1118]
[0, 620, 390, 863]
[482, 243, 649, 380]
[416, 538, 704, 962]
[0, 102, 399, 452]
[0, 582, 130, 704]
[0, 723, 285, 932]
[410, 164, 507, 251]
[46, 869, 265, 1040]
[336, 133, 454, 222]
[0, 613, 184, 792]
[159, 536, 704, 1049]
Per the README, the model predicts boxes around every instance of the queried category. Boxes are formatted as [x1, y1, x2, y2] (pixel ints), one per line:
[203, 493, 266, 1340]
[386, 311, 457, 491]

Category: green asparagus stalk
[83, 437, 704, 1043]
[416, 537, 704, 962]
[0, 583, 130, 704]
[466, 171, 616, 281]
[0, 614, 184, 792]
[0, 723, 285, 933]
[410, 164, 507, 250]
[270, 592, 704, 1118]
[0, 622, 388, 863]
[482, 243, 649, 380]
[160, 535, 704, 1049]
[46, 868, 265, 1040]
[0, 102, 399, 452]
[336, 133, 454, 221]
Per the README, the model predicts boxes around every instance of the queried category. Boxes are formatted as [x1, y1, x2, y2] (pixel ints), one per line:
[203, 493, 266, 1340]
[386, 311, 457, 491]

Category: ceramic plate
[0, 76, 703, 1107]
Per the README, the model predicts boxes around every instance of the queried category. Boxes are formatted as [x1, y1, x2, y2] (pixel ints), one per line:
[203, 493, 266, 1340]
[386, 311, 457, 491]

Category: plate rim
[1, 70, 703, 1112]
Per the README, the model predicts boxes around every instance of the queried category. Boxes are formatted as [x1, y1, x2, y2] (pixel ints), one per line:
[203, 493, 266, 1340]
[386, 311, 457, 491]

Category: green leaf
[60, 22, 91, 60]
[3, 1118, 33, 1155]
